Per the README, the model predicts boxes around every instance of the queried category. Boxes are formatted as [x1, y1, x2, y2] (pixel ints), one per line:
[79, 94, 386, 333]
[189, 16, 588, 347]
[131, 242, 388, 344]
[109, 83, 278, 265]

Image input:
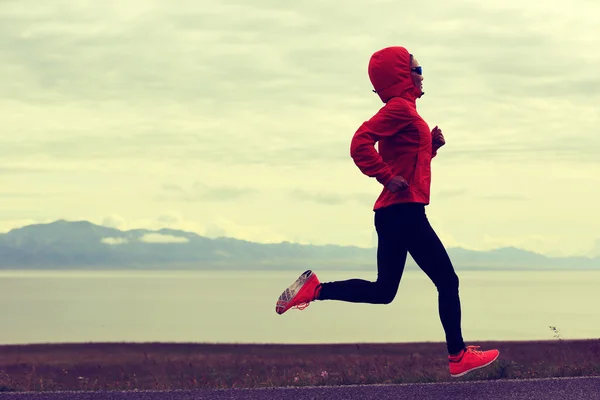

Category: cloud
[291, 190, 345, 206]
[438, 138, 600, 164]
[290, 189, 373, 206]
[138, 233, 189, 244]
[3, 0, 598, 170]
[434, 189, 468, 198]
[159, 182, 257, 202]
[0, 165, 65, 174]
[480, 194, 529, 201]
[590, 239, 600, 258]
[199, 187, 255, 202]
[0, 218, 41, 233]
[161, 184, 186, 194]
[101, 237, 128, 245]
[204, 224, 227, 239]
[95, 213, 198, 236]
[0, 132, 201, 161]
[156, 212, 183, 225]
[0, 191, 44, 199]
[102, 214, 127, 230]
[199, 217, 288, 244]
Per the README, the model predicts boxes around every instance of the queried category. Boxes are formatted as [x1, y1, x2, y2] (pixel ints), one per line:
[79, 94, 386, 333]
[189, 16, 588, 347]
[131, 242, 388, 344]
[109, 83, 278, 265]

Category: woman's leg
[405, 206, 466, 355]
[317, 205, 409, 304]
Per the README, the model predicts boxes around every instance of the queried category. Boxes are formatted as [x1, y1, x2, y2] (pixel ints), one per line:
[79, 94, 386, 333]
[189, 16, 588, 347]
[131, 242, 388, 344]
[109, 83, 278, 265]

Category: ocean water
[1, 269, 599, 345]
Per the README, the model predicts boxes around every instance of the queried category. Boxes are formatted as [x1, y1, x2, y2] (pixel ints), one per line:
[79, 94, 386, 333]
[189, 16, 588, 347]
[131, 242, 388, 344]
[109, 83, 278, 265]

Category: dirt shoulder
[1, 339, 599, 392]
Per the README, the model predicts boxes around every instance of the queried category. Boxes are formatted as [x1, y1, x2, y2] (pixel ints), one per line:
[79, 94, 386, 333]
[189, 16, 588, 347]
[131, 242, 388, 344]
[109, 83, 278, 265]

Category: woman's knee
[375, 283, 399, 304]
[437, 272, 459, 293]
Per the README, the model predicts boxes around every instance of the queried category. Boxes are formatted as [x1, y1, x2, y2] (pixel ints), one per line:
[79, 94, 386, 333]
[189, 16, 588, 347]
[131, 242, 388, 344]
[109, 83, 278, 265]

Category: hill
[0, 220, 597, 270]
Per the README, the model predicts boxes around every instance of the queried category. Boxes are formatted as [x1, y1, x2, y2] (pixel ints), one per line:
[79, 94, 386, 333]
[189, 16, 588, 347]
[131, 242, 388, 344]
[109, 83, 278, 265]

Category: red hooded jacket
[350, 46, 437, 211]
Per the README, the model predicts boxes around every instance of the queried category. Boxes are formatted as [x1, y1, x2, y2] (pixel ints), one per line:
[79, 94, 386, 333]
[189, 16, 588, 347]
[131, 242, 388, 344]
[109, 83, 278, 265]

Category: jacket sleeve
[349, 100, 413, 186]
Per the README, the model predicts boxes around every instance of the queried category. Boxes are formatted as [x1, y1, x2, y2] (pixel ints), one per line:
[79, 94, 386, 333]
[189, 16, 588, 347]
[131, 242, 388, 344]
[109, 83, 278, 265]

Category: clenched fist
[432, 125, 445, 149]
[386, 175, 409, 192]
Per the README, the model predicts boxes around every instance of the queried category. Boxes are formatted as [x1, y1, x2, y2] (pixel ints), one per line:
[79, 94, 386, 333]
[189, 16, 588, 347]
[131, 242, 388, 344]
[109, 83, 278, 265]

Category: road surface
[3, 376, 599, 399]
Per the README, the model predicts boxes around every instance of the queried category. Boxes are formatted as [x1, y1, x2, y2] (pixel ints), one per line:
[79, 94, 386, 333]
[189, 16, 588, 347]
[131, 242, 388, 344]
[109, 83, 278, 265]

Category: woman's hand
[386, 175, 409, 192]
[432, 126, 445, 149]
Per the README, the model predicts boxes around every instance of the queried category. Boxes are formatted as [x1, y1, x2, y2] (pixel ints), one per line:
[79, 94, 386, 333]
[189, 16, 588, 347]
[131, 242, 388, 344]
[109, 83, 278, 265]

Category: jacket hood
[368, 46, 423, 103]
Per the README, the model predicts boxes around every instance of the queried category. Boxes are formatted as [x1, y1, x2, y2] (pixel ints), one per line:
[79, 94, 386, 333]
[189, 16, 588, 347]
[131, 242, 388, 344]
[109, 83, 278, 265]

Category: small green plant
[549, 326, 562, 340]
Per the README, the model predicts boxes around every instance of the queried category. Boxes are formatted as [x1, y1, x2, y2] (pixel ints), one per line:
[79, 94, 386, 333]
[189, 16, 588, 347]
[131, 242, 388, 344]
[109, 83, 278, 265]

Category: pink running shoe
[448, 345, 500, 377]
[275, 270, 321, 315]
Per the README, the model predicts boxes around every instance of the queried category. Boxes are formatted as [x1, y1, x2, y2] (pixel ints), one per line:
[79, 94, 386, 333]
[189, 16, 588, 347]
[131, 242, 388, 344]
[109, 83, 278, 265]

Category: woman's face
[410, 56, 423, 91]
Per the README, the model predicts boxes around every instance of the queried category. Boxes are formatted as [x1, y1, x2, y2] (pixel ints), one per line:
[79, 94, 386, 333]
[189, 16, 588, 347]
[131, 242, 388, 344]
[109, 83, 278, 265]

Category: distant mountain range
[0, 220, 598, 271]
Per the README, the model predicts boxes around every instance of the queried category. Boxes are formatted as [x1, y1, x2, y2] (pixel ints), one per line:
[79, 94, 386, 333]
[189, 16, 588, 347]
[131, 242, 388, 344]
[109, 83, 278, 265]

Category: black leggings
[317, 202, 466, 355]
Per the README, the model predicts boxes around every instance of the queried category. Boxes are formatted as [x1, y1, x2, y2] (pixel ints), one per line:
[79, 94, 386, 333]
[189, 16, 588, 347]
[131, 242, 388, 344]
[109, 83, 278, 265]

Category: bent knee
[376, 286, 398, 304]
[379, 295, 395, 304]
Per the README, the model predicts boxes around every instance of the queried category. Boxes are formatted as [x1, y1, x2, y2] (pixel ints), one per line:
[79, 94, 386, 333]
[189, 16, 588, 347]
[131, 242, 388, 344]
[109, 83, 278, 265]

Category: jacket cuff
[376, 170, 394, 186]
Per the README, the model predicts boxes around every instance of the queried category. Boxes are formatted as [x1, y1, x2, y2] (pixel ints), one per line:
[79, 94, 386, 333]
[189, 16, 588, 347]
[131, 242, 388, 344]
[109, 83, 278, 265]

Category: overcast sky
[1, 0, 599, 257]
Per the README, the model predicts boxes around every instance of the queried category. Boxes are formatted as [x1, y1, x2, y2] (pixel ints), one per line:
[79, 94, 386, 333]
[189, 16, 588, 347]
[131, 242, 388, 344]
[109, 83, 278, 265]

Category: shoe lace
[288, 284, 322, 311]
[293, 302, 310, 310]
[276, 298, 310, 310]
[466, 346, 485, 359]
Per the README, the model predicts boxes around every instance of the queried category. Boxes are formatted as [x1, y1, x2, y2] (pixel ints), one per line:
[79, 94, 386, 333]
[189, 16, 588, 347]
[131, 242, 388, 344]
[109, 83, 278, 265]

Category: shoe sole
[450, 352, 500, 378]
[275, 270, 313, 315]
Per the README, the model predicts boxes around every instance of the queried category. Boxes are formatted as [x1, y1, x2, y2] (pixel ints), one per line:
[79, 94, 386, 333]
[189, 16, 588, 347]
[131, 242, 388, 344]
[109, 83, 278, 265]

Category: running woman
[275, 46, 500, 378]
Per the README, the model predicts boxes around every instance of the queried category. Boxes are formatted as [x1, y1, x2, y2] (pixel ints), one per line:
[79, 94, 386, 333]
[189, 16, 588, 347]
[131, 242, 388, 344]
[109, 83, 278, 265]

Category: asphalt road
[3, 376, 600, 400]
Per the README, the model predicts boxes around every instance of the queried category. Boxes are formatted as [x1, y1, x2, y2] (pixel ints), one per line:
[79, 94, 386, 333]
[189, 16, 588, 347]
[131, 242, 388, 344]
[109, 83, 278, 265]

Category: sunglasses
[411, 66, 422, 75]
